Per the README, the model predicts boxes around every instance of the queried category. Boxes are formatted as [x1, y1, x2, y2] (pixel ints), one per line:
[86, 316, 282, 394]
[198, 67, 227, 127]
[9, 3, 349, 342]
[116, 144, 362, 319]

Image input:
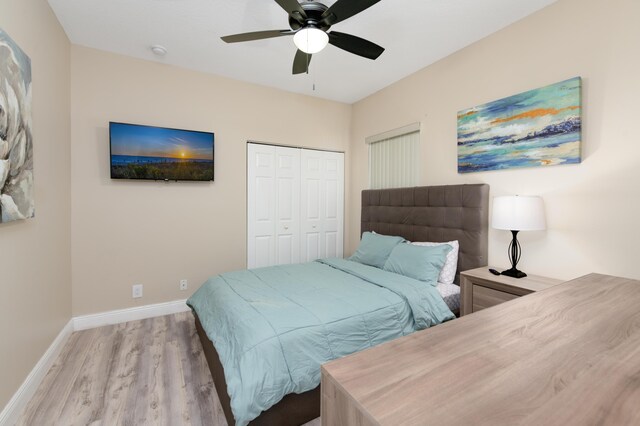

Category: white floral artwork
[0, 28, 34, 223]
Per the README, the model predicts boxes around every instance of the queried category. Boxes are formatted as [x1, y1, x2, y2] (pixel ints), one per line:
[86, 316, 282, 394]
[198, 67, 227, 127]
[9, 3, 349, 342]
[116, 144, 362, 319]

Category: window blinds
[368, 127, 420, 190]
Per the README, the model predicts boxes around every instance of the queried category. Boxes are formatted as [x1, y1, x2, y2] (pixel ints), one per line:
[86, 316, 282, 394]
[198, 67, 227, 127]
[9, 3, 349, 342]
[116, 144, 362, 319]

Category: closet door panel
[305, 233, 320, 261]
[301, 150, 324, 262]
[247, 144, 276, 268]
[275, 147, 301, 265]
[322, 151, 344, 259]
[325, 231, 338, 258]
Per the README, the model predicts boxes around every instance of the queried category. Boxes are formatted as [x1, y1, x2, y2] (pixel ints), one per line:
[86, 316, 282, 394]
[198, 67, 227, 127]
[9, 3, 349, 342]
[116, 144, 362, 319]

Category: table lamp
[492, 195, 546, 278]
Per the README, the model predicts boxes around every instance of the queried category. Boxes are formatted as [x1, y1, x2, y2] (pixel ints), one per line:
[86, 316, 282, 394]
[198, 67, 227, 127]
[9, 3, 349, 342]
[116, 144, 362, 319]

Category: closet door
[322, 151, 344, 259]
[247, 143, 276, 268]
[300, 150, 344, 262]
[300, 150, 323, 262]
[274, 146, 301, 265]
[247, 143, 301, 268]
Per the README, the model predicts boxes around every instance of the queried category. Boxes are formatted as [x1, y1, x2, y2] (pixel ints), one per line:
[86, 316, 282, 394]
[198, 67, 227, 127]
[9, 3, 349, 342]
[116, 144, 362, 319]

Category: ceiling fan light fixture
[293, 27, 329, 54]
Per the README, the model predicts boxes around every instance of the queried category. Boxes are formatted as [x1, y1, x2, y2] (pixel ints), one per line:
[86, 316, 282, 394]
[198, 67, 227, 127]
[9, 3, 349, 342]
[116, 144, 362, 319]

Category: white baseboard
[73, 299, 189, 331]
[0, 319, 74, 426]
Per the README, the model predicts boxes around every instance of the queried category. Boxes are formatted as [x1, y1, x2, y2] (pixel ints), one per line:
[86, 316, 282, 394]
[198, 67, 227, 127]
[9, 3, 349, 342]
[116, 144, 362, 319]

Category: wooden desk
[321, 274, 640, 426]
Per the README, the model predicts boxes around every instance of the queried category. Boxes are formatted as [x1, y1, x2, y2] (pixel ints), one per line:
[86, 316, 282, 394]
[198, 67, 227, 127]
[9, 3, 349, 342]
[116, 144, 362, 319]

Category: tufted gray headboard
[361, 184, 489, 284]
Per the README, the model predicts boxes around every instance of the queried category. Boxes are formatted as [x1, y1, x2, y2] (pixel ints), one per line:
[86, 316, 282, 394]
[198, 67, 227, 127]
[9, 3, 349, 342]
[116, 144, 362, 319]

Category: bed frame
[194, 183, 489, 425]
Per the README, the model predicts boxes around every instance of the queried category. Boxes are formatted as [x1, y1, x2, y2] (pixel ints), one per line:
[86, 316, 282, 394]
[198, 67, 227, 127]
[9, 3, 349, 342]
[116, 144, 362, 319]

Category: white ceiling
[48, 0, 557, 104]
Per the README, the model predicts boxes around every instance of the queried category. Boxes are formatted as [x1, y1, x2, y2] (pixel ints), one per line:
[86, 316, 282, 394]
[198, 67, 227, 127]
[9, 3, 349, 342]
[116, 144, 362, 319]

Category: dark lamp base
[500, 268, 528, 279]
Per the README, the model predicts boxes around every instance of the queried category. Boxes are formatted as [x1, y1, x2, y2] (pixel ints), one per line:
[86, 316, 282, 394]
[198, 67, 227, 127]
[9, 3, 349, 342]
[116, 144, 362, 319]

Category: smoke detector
[150, 45, 167, 56]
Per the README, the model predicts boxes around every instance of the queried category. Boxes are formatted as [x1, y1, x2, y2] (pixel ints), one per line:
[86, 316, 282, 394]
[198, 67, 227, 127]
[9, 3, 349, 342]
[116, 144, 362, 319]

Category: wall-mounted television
[109, 122, 214, 181]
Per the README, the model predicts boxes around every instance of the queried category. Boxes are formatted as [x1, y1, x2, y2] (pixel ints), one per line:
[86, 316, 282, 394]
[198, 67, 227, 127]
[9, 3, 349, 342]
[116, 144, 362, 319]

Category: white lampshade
[492, 195, 546, 231]
[294, 27, 329, 54]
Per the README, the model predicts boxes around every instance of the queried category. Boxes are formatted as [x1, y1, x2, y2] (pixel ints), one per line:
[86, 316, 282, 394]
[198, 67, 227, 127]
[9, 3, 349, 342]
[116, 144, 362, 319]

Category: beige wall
[0, 0, 71, 410]
[349, 0, 640, 281]
[70, 46, 352, 316]
[3, 0, 639, 408]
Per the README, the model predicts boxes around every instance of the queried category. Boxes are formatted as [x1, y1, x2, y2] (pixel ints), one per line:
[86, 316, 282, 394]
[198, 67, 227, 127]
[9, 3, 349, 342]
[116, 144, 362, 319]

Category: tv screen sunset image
[110, 122, 214, 181]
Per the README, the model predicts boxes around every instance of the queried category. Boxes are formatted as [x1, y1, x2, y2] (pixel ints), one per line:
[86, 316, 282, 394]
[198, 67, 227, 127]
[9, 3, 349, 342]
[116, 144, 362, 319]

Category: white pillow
[410, 240, 459, 284]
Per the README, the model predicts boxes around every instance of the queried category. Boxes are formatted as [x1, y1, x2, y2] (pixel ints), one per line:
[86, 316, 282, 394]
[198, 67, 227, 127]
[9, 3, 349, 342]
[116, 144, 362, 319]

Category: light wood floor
[19, 312, 321, 426]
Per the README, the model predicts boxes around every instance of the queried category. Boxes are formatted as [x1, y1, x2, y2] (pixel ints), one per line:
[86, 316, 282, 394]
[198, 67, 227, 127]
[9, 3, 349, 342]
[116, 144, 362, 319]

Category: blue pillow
[383, 243, 452, 284]
[349, 232, 405, 269]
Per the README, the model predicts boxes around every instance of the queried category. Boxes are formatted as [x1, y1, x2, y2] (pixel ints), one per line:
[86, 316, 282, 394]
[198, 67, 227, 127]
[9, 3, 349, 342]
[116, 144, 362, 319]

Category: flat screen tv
[109, 122, 214, 181]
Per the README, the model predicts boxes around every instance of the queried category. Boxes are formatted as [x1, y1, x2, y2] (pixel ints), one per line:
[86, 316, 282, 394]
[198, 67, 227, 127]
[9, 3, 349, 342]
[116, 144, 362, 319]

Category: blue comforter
[187, 258, 454, 425]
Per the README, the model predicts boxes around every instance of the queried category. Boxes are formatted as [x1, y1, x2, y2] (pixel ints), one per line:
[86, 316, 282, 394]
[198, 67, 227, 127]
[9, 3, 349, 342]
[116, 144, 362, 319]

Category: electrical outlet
[132, 284, 143, 298]
[180, 279, 188, 291]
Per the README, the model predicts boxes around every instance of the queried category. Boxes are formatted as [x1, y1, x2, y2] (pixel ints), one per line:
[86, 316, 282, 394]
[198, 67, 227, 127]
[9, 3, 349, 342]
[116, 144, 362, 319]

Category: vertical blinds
[368, 130, 420, 190]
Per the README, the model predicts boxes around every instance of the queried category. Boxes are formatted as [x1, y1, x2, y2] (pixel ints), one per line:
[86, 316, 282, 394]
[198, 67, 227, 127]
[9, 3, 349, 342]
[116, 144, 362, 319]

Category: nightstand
[460, 267, 563, 316]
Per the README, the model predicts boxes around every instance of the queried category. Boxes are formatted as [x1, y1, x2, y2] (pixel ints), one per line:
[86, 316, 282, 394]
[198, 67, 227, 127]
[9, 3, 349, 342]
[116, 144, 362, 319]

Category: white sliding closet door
[248, 143, 343, 268]
[274, 147, 301, 265]
[300, 150, 344, 262]
[247, 144, 276, 268]
[323, 151, 345, 259]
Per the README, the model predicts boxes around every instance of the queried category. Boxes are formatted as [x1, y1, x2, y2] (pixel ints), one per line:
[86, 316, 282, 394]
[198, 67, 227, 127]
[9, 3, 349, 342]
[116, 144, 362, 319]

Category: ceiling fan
[221, 0, 385, 75]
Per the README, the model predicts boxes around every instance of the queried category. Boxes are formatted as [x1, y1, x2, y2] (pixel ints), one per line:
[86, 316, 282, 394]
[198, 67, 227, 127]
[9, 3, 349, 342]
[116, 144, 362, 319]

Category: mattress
[437, 282, 460, 312]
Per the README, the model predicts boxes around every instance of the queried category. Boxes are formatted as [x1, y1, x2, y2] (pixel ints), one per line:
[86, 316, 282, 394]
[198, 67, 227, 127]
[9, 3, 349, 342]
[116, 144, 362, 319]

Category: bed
[190, 183, 489, 426]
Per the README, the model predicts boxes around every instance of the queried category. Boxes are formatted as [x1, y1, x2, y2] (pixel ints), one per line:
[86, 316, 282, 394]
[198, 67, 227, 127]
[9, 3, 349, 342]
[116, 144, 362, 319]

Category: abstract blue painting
[457, 77, 581, 173]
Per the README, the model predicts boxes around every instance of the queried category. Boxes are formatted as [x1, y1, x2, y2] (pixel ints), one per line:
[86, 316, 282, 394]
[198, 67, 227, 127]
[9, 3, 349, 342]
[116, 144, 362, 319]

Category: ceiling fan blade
[221, 30, 294, 43]
[292, 49, 312, 74]
[328, 31, 384, 60]
[321, 0, 381, 26]
[274, 0, 307, 22]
